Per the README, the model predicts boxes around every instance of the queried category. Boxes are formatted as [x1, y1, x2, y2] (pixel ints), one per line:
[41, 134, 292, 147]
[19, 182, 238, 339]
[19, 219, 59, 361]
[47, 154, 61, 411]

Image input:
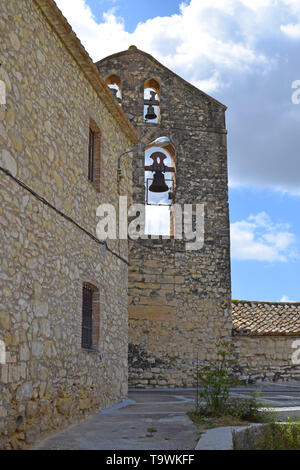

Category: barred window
[81, 283, 100, 351]
[87, 120, 101, 191]
[88, 128, 95, 183]
[82, 284, 93, 349]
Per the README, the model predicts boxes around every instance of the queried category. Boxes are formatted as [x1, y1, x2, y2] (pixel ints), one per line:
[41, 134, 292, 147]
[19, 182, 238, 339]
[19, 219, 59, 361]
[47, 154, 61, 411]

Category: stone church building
[0, 0, 300, 449]
[97, 47, 232, 388]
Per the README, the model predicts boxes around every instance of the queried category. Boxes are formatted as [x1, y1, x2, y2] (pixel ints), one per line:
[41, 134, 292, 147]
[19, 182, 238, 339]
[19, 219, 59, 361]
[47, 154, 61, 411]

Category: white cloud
[240, 0, 275, 10]
[281, 0, 300, 15]
[55, 0, 269, 69]
[192, 72, 223, 94]
[280, 294, 295, 302]
[231, 212, 297, 261]
[280, 23, 300, 38]
[55, 0, 131, 60]
[55, 0, 300, 195]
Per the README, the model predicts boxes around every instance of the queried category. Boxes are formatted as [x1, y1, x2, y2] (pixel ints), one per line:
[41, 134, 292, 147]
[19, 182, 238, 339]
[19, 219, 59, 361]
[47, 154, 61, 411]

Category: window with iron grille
[87, 121, 102, 191]
[88, 128, 95, 183]
[82, 284, 93, 349]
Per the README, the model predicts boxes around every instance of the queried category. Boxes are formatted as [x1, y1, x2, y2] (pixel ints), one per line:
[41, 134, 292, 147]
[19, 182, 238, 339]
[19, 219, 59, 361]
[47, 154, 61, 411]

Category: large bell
[149, 172, 169, 193]
[145, 104, 157, 120]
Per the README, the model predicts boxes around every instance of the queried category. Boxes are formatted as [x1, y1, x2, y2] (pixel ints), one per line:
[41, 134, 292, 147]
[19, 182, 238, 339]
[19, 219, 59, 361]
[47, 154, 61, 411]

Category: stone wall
[0, 0, 136, 449]
[232, 300, 300, 383]
[128, 238, 231, 388]
[97, 47, 232, 388]
[233, 335, 300, 383]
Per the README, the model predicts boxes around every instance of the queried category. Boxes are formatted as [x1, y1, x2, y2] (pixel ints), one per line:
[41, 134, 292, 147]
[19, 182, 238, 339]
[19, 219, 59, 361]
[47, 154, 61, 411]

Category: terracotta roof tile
[232, 300, 300, 336]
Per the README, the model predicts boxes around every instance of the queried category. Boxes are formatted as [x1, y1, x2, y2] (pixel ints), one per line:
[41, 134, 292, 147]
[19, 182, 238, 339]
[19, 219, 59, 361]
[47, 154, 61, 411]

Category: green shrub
[196, 341, 272, 423]
[226, 393, 273, 422]
[233, 420, 300, 450]
[196, 341, 238, 416]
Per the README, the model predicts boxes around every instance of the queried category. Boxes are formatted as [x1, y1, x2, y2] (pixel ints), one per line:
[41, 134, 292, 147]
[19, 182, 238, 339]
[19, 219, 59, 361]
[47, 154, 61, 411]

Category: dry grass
[188, 410, 251, 431]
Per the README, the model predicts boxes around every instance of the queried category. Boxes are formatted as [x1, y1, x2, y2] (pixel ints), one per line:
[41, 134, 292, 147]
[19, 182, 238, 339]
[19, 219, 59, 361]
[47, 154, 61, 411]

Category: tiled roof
[232, 300, 300, 336]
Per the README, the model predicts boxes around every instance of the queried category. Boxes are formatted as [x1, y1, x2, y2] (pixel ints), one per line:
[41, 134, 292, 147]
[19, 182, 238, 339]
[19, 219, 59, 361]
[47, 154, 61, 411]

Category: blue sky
[86, 0, 183, 33]
[55, 0, 300, 302]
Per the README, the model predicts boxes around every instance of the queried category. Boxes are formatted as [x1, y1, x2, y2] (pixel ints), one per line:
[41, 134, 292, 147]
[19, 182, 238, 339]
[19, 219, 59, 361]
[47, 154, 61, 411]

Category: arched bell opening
[144, 139, 176, 236]
[106, 74, 122, 105]
[144, 78, 160, 124]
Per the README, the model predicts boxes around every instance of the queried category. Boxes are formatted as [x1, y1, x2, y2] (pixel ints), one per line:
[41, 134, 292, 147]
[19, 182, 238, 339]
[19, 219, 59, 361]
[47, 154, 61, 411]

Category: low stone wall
[233, 335, 300, 383]
[232, 424, 268, 450]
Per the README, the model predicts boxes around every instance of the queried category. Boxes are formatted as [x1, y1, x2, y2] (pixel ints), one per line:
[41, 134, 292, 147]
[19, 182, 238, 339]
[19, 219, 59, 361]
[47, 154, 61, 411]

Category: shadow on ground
[32, 382, 300, 450]
[32, 390, 199, 450]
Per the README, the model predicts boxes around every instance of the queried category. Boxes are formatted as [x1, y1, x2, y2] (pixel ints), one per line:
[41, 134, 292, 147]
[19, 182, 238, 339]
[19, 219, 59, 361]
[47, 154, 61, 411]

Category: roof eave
[33, 0, 137, 145]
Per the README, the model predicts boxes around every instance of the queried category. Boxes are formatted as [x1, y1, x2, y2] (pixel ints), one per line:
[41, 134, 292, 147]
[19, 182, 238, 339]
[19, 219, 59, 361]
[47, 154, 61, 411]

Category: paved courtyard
[32, 382, 300, 450]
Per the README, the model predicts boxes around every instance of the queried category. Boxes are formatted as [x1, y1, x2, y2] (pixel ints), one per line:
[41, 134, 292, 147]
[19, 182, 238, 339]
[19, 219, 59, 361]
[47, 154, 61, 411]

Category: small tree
[197, 341, 238, 416]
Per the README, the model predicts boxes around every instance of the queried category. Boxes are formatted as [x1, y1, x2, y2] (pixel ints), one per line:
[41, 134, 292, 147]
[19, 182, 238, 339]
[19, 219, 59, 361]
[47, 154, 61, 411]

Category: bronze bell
[149, 172, 169, 193]
[145, 104, 157, 120]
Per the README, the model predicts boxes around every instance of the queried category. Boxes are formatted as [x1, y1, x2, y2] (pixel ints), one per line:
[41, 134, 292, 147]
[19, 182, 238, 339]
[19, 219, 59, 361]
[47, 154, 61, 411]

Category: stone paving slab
[195, 426, 245, 450]
[195, 424, 264, 450]
[32, 392, 199, 450]
[33, 413, 198, 450]
[31, 384, 300, 450]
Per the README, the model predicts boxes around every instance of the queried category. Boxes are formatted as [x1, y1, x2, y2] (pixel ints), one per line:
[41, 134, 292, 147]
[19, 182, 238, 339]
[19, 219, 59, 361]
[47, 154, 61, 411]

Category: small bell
[149, 172, 169, 193]
[145, 104, 157, 120]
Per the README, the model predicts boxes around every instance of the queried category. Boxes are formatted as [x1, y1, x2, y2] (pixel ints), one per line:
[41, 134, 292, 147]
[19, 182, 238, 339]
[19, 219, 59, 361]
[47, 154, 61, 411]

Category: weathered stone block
[26, 401, 38, 419]
[33, 301, 48, 318]
[56, 398, 72, 416]
[0, 311, 10, 330]
[20, 344, 30, 362]
[79, 398, 90, 410]
[16, 382, 33, 401]
[25, 427, 40, 445]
